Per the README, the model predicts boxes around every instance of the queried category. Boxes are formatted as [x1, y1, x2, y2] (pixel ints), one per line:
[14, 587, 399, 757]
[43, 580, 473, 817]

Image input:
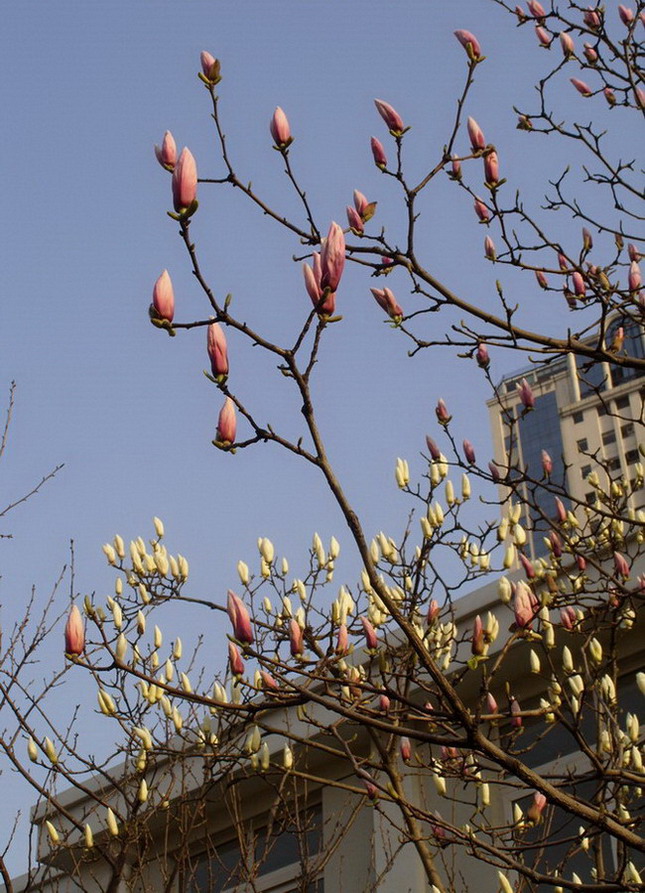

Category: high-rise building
[487, 319, 645, 557]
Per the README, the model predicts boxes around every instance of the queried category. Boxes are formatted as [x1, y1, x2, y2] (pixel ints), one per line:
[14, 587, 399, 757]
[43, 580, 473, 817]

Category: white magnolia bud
[173, 638, 182, 660]
[114, 535, 125, 558]
[445, 479, 455, 506]
[102, 543, 117, 566]
[329, 536, 340, 560]
[433, 773, 447, 796]
[111, 602, 123, 630]
[462, 474, 471, 500]
[529, 650, 541, 674]
[136, 611, 146, 635]
[259, 538, 274, 564]
[480, 782, 490, 807]
[503, 544, 516, 569]
[45, 820, 59, 845]
[562, 645, 574, 674]
[177, 554, 189, 580]
[283, 744, 293, 770]
[498, 576, 512, 603]
[138, 779, 148, 803]
[153, 516, 164, 538]
[588, 637, 602, 665]
[180, 672, 192, 694]
[115, 634, 128, 663]
[498, 871, 514, 893]
[84, 823, 94, 848]
[395, 457, 410, 489]
[106, 807, 119, 837]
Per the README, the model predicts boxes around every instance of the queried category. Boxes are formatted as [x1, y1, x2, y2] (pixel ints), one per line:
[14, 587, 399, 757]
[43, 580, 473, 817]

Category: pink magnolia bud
[270, 107, 292, 147]
[471, 615, 485, 655]
[260, 670, 279, 691]
[172, 147, 198, 212]
[289, 618, 304, 657]
[484, 236, 497, 261]
[216, 397, 237, 444]
[637, 88, 645, 109]
[200, 52, 221, 83]
[571, 270, 586, 298]
[454, 29, 482, 60]
[514, 581, 535, 628]
[226, 590, 254, 645]
[425, 436, 441, 461]
[364, 780, 378, 800]
[435, 399, 451, 425]
[527, 0, 546, 17]
[320, 222, 345, 292]
[64, 604, 85, 656]
[336, 623, 349, 654]
[450, 155, 462, 179]
[353, 190, 369, 216]
[560, 31, 575, 56]
[488, 460, 501, 482]
[467, 116, 486, 152]
[618, 5, 634, 25]
[604, 87, 616, 106]
[560, 605, 576, 629]
[549, 530, 562, 558]
[510, 696, 523, 727]
[486, 691, 498, 714]
[628, 244, 642, 262]
[379, 693, 391, 713]
[571, 77, 592, 96]
[583, 7, 601, 28]
[527, 792, 548, 824]
[346, 205, 364, 233]
[515, 5, 526, 20]
[629, 260, 642, 291]
[474, 197, 490, 223]
[441, 746, 458, 762]
[558, 252, 569, 271]
[427, 599, 440, 625]
[374, 99, 405, 134]
[303, 253, 334, 315]
[614, 550, 630, 579]
[518, 378, 535, 410]
[582, 227, 593, 251]
[541, 449, 553, 475]
[554, 497, 567, 523]
[360, 616, 378, 651]
[207, 322, 229, 379]
[371, 136, 388, 169]
[400, 736, 412, 762]
[484, 150, 499, 186]
[228, 641, 245, 677]
[535, 25, 553, 47]
[583, 43, 598, 63]
[576, 555, 587, 572]
[476, 343, 490, 368]
[519, 552, 536, 579]
[152, 270, 175, 323]
[609, 326, 624, 353]
[463, 439, 476, 464]
[154, 131, 177, 170]
[370, 287, 403, 320]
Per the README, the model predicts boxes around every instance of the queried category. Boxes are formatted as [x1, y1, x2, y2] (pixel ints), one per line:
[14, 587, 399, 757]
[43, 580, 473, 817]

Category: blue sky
[1, 0, 639, 875]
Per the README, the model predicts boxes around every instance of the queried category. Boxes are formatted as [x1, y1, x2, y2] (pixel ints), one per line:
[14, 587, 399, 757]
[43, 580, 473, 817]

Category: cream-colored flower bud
[112, 577, 122, 598]
[260, 558, 270, 579]
[503, 544, 516, 569]
[480, 782, 490, 807]
[569, 674, 584, 697]
[437, 454, 449, 479]
[103, 543, 117, 566]
[588, 637, 602, 665]
[259, 741, 270, 771]
[115, 634, 128, 663]
[177, 554, 189, 580]
[136, 747, 147, 771]
[45, 820, 59, 845]
[637, 672, 645, 696]
[625, 862, 642, 884]
[144, 553, 156, 574]
[98, 689, 116, 716]
[165, 659, 174, 682]
[84, 823, 94, 848]
[27, 736, 38, 762]
[433, 773, 446, 796]
[433, 502, 444, 525]
[168, 556, 179, 579]
[513, 803, 524, 827]
[430, 462, 440, 486]
[133, 726, 153, 750]
[172, 707, 183, 731]
[361, 568, 373, 593]
[180, 672, 192, 694]
[544, 622, 555, 649]
[173, 638, 182, 660]
[44, 736, 58, 764]
[283, 743, 293, 770]
[420, 516, 433, 539]
[633, 747, 643, 771]
[498, 576, 512, 604]
[259, 538, 274, 564]
[562, 645, 574, 674]
[498, 872, 514, 893]
[106, 807, 119, 837]
[529, 650, 541, 674]
[282, 596, 293, 618]
[136, 611, 146, 635]
[279, 556, 289, 576]
[395, 457, 410, 489]
[461, 474, 471, 500]
[112, 535, 125, 559]
[153, 516, 164, 539]
[329, 536, 340, 560]
[293, 579, 306, 601]
[138, 779, 148, 803]
[370, 537, 380, 562]
[509, 501, 522, 524]
[111, 602, 123, 630]
[513, 524, 527, 547]
[262, 596, 272, 615]
[160, 695, 172, 717]
[601, 674, 616, 703]
[445, 479, 455, 506]
[627, 713, 640, 743]
[497, 517, 509, 542]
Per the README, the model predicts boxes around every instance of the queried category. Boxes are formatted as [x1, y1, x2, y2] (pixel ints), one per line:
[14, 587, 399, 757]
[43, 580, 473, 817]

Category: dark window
[577, 438, 588, 452]
[622, 423, 635, 438]
[585, 491, 596, 504]
[581, 465, 591, 479]
[572, 410, 584, 424]
[602, 430, 616, 446]
[626, 449, 640, 465]
[616, 395, 631, 410]
[597, 404, 608, 416]
[607, 456, 621, 471]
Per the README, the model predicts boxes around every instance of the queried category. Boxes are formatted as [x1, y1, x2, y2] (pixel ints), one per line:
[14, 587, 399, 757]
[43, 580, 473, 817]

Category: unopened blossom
[320, 222, 345, 292]
[172, 147, 198, 212]
[554, 497, 567, 523]
[371, 287, 403, 320]
[336, 623, 348, 654]
[560, 606, 577, 629]
[519, 552, 536, 579]
[400, 736, 412, 762]
[228, 641, 245, 677]
[484, 150, 499, 185]
[454, 29, 482, 59]
[435, 399, 451, 425]
[154, 131, 177, 170]
[583, 7, 601, 28]
[571, 77, 593, 96]
[629, 244, 642, 262]
[450, 155, 462, 179]
[474, 197, 490, 223]
[486, 691, 498, 714]
[303, 253, 334, 316]
[527, 0, 546, 17]
[379, 693, 391, 712]
[488, 461, 501, 482]
[541, 449, 553, 475]
[510, 697, 523, 727]
[535, 26, 552, 46]
[207, 322, 229, 378]
[152, 270, 175, 323]
[467, 117, 486, 152]
[270, 107, 292, 147]
[583, 43, 598, 63]
[484, 236, 496, 261]
[549, 530, 562, 558]
[200, 51, 221, 82]
[471, 615, 486, 655]
[216, 397, 236, 444]
[346, 205, 364, 233]
[370, 136, 387, 168]
[518, 378, 535, 409]
[604, 87, 616, 106]
[513, 581, 535, 628]
[614, 550, 630, 579]
[629, 260, 642, 291]
[260, 670, 279, 691]
[571, 271, 586, 298]
[427, 599, 440, 625]
[476, 343, 490, 368]
[289, 618, 303, 657]
[360, 616, 378, 650]
[618, 5, 634, 24]
[425, 435, 441, 460]
[227, 590, 254, 644]
[64, 604, 85, 656]
[463, 439, 476, 464]
[527, 792, 548, 824]
[374, 99, 405, 134]
[560, 32, 575, 56]
[515, 5, 526, 20]
[581, 227, 593, 252]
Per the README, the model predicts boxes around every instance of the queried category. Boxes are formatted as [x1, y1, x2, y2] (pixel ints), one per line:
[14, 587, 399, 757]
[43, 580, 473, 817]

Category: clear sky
[1, 0, 639, 876]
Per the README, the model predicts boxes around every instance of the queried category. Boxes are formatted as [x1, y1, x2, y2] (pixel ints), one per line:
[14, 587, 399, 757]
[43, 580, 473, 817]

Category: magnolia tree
[6, 2, 645, 892]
